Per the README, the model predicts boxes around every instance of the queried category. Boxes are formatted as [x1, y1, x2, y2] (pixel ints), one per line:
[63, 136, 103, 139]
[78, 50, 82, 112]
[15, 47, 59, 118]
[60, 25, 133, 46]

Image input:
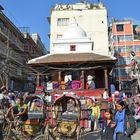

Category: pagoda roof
[28, 52, 116, 65]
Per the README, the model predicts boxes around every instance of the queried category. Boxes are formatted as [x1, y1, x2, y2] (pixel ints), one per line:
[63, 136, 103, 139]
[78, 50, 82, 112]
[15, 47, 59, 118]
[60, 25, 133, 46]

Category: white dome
[62, 19, 87, 39]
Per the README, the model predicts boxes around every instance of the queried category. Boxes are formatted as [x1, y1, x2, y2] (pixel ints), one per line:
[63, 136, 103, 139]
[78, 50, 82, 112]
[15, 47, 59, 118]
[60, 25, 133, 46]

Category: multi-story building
[22, 32, 47, 92]
[109, 19, 140, 93]
[0, 7, 25, 90]
[0, 6, 47, 91]
[48, 1, 109, 55]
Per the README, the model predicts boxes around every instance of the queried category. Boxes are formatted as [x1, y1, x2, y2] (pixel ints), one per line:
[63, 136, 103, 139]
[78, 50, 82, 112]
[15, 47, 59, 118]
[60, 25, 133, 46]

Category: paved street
[85, 130, 101, 140]
[84, 129, 140, 140]
[132, 129, 140, 140]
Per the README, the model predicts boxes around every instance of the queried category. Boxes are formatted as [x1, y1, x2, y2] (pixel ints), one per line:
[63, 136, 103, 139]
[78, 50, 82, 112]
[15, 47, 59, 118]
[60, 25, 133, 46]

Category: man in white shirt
[87, 75, 95, 89]
[102, 88, 109, 99]
[64, 73, 72, 89]
[0, 86, 11, 117]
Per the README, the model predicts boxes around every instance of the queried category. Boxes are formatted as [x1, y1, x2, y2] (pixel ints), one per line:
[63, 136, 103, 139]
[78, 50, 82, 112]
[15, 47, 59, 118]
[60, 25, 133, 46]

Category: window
[135, 45, 140, 52]
[126, 46, 132, 52]
[115, 69, 119, 76]
[91, 43, 94, 51]
[117, 58, 126, 65]
[118, 46, 125, 53]
[118, 57, 131, 65]
[117, 35, 125, 42]
[57, 18, 69, 26]
[0, 21, 4, 27]
[113, 36, 118, 42]
[120, 69, 128, 76]
[117, 46, 132, 53]
[121, 81, 131, 89]
[70, 45, 76, 51]
[113, 35, 125, 42]
[125, 57, 131, 65]
[116, 24, 124, 32]
[115, 68, 128, 76]
[135, 56, 140, 63]
[125, 35, 133, 41]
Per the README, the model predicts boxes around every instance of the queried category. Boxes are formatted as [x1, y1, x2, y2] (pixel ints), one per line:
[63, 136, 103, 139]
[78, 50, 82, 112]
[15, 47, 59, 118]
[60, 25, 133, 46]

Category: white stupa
[52, 18, 93, 54]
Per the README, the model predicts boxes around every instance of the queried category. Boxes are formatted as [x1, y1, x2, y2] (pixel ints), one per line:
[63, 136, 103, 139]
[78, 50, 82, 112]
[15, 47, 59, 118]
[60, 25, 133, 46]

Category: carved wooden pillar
[58, 71, 61, 89]
[80, 70, 85, 89]
[104, 68, 108, 88]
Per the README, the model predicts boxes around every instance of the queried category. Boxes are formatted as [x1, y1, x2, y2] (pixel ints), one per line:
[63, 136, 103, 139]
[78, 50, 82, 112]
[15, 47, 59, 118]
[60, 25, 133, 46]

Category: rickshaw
[3, 94, 45, 140]
[23, 94, 45, 137]
[34, 94, 85, 140]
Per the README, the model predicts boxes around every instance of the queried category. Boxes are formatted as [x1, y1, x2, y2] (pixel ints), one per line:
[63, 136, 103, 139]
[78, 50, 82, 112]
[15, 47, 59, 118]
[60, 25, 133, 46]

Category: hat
[87, 75, 93, 80]
[1, 86, 7, 91]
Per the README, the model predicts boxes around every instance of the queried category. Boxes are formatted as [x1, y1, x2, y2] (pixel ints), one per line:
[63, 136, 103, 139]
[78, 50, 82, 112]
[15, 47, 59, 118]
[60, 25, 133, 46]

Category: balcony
[0, 26, 24, 51]
[9, 66, 23, 78]
[0, 41, 24, 65]
[0, 40, 7, 57]
[8, 31, 24, 52]
[9, 50, 25, 65]
[0, 26, 8, 41]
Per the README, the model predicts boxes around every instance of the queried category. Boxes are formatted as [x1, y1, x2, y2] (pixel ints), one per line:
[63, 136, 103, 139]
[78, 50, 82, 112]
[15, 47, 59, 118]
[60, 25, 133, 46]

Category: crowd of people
[0, 84, 140, 140]
[85, 89, 140, 140]
[0, 86, 29, 140]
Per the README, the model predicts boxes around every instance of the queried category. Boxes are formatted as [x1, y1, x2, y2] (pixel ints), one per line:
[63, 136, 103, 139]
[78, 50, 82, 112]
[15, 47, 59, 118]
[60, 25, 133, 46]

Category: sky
[0, 0, 140, 50]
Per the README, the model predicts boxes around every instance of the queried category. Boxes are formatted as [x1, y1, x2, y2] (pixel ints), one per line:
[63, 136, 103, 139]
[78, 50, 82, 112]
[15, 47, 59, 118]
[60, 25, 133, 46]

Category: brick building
[109, 20, 140, 94]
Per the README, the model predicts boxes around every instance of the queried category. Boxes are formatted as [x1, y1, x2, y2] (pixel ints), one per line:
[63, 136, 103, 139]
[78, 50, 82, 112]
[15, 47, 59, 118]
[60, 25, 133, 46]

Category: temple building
[28, 19, 116, 97]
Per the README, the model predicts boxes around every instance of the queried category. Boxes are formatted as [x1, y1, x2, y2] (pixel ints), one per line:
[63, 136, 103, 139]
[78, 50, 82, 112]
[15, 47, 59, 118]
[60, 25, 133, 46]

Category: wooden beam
[36, 72, 40, 86]
[104, 68, 108, 88]
[58, 71, 61, 89]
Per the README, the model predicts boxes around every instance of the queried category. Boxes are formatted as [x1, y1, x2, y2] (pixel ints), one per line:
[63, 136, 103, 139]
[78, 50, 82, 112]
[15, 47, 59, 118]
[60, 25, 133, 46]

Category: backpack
[126, 114, 137, 135]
